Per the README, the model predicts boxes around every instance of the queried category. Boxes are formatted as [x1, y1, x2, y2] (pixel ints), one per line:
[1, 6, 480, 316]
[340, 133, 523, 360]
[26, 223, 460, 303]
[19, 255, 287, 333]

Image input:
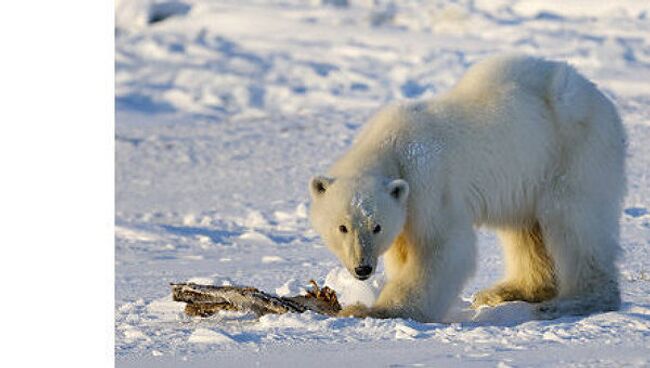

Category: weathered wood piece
[171, 280, 341, 317]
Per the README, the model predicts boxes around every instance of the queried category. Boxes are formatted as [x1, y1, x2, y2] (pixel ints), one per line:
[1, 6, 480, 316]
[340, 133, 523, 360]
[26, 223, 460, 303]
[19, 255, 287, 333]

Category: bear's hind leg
[472, 222, 557, 308]
[535, 200, 621, 319]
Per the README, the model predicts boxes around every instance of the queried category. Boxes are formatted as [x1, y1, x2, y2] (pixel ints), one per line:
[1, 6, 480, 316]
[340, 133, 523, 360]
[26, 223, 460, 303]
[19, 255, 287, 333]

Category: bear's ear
[310, 176, 335, 197]
[387, 179, 409, 203]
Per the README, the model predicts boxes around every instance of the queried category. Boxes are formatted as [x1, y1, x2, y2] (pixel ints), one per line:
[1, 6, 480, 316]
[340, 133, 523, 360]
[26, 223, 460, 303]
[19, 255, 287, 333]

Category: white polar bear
[308, 54, 626, 322]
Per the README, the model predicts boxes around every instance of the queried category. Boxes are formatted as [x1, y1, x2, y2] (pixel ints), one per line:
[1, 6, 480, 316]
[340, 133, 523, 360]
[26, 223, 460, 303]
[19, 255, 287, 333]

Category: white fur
[309, 54, 626, 322]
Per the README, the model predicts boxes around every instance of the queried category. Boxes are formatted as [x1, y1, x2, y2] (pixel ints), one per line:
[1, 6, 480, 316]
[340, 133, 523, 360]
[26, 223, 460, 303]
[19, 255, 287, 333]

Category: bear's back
[450, 54, 558, 102]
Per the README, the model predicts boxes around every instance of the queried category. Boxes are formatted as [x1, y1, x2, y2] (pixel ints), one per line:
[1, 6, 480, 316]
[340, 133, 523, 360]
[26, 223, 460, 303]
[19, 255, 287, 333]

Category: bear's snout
[354, 265, 373, 280]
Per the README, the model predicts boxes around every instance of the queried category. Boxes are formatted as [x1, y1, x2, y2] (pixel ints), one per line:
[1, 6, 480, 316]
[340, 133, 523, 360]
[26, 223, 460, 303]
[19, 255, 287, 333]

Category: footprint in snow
[624, 207, 648, 218]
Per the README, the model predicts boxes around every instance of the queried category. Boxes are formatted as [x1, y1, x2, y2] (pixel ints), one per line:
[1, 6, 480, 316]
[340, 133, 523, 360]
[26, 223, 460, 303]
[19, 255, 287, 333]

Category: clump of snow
[188, 328, 234, 344]
[238, 230, 274, 245]
[115, 0, 151, 31]
[182, 213, 196, 226]
[275, 278, 306, 296]
[124, 328, 150, 340]
[182, 254, 204, 260]
[274, 210, 295, 222]
[118, 303, 135, 313]
[402, 139, 443, 169]
[115, 225, 159, 242]
[274, 203, 309, 230]
[295, 203, 308, 218]
[146, 295, 187, 322]
[262, 255, 285, 263]
[186, 276, 214, 285]
[351, 192, 375, 221]
[243, 210, 269, 228]
[257, 312, 325, 331]
[324, 267, 384, 307]
[122, 325, 151, 341]
[147, 296, 185, 313]
[196, 235, 212, 246]
[201, 274, 235, 286]
[394, 322, 422, 340]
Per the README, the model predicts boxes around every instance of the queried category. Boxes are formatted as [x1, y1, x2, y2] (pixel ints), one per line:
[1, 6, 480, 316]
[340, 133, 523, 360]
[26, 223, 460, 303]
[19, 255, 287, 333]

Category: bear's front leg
[337, 295, 410, 320]
[338, 306, 405, 320]
[338, 303, 371, 318]
[369, 278, 429, 320]
[344, 224, 477, 322]
[336, 275, 449, 321]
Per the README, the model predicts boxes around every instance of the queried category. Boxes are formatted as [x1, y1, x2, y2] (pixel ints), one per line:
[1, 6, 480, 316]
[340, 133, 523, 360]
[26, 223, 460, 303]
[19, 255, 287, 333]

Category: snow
[274, 278, 303, 297]
[261, 255, 285, 263]
[188, 328, 236, 344]
[351, 191, 375, 220]
[115, 0, 650, 366]
[324, 266, 384, 307]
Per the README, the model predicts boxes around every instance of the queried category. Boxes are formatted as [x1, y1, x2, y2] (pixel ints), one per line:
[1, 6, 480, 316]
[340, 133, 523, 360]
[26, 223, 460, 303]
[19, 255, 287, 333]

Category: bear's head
[308, 175, 409, 280]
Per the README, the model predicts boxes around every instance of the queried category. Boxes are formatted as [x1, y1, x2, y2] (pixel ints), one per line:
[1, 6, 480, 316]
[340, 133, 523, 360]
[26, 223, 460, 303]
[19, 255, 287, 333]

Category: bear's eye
[338, 225, 348, 233]
[373, 224, 381, 234]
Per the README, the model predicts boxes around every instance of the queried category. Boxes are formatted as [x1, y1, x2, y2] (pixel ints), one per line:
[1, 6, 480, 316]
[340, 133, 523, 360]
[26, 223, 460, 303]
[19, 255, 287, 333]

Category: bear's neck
[329, 142, 401, 179]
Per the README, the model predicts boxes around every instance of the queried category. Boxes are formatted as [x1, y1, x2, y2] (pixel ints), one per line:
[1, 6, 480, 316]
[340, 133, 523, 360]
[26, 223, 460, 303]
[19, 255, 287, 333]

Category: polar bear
[308, 54, 626, 322]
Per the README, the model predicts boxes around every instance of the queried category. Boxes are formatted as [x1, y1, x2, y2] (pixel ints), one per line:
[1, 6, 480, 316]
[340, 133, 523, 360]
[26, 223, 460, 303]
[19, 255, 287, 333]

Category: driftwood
[171, 280, 341, 317]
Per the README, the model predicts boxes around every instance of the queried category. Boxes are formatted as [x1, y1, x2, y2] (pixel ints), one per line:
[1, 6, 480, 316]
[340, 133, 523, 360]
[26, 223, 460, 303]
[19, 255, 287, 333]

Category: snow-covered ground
[115, 1, 650, 366]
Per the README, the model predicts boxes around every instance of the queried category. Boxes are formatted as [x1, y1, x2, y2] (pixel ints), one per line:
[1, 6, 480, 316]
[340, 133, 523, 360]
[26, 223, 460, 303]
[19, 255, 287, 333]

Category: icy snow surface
[116, 1, 650, 366]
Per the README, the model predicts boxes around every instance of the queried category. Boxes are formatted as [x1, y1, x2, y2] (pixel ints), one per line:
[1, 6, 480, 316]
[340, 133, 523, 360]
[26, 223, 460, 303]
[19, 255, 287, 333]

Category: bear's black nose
[354, 265, 373, 279]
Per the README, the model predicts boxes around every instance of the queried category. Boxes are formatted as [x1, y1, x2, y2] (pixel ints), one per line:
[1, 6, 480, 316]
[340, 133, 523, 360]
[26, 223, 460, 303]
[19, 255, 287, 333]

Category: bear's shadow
[445, 300, 650, 328]
[162, 224, 241, 245]
[445, 299, 537, 327]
